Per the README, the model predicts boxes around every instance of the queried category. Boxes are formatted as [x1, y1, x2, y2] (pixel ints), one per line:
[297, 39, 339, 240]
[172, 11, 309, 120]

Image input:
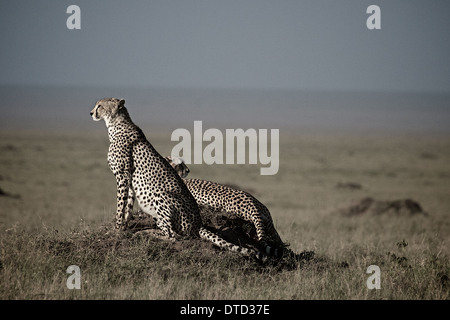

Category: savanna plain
[0, 128, 449, 300]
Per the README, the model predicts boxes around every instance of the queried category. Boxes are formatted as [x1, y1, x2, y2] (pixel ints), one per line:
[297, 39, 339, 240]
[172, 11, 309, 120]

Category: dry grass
[0, 130, 449, 299]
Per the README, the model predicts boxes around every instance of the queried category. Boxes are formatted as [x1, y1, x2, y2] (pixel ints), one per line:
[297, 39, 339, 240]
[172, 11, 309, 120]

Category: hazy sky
[1, 0, 450, 93]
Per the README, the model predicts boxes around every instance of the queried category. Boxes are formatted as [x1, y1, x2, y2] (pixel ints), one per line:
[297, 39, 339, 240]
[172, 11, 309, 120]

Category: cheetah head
[90, 98, 126, 125]
[165, 156, 190, 178]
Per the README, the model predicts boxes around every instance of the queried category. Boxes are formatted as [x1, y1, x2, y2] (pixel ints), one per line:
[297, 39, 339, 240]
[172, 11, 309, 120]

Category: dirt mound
[0, 186, 20, 199]
[335, 182, 362, 190]
[128, 208, 310, 270]
[335, 197, 427, 216]
[129, 208, 262, 253]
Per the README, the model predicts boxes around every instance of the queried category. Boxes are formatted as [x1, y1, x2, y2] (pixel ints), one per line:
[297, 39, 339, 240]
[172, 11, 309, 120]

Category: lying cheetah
[90, 98, 263, 258]
[165, 156, 286, 257]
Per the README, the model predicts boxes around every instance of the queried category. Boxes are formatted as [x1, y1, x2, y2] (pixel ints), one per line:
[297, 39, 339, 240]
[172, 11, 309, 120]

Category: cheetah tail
[264, 243, 301, 260]
[263, 244, 283, 258]
[198, 227, 265, 260]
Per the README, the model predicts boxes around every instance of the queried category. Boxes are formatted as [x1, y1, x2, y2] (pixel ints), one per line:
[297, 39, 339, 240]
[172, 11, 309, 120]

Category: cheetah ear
[171, 157, 183, 165]
[118, 99, 125, 109]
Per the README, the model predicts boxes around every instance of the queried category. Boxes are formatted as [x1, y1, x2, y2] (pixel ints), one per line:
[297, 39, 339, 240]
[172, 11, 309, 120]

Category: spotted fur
[90, 98, 263, 258]
[166, 156, 286, 257]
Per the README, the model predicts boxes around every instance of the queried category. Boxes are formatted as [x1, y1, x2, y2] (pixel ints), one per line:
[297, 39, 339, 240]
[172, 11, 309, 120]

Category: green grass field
[0, 130, 449, 299]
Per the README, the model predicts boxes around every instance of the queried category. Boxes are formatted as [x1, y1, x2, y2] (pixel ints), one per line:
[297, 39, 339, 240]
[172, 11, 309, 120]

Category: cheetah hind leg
[132, 199, 179, 242]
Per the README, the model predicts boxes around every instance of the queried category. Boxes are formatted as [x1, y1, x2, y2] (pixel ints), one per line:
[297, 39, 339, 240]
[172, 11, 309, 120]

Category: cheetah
[165, 156, 287, 257]
[90, 98, 263, 259]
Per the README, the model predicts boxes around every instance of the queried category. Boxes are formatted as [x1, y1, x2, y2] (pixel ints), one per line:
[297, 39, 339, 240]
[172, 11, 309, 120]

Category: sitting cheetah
[165, 156, 287, 257]
[90, 98, 263, 259]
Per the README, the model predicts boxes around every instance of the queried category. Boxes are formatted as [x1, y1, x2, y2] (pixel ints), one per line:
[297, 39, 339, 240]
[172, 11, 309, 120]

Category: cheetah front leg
[114, 173, 131, 230]
[125, 186, 135, 223]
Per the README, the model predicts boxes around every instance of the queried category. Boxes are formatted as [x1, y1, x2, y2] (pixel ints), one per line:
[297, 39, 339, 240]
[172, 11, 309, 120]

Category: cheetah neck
[106, 115, 138, 143]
